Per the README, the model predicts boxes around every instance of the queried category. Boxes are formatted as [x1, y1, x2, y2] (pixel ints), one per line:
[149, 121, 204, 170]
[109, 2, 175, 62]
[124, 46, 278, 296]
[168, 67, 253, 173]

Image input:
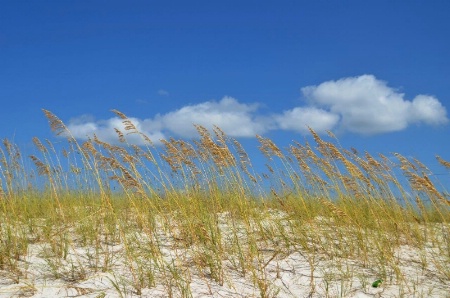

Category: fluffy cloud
[301, 75, 448, 134]
[155, 96, 268, 138]
[409, 95, 448, 125]
[66, 97, 269, 145]
[274, 107, 340, 134]
[62, 75, 448, 145]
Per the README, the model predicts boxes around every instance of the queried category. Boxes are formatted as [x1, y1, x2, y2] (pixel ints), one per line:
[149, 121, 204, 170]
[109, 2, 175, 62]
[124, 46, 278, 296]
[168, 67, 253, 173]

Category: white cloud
[65, 97, 269, 145]
[274, 107, 340, 134]
[301, 75, 448, 134]
[409, 95, 448, 125]
[156, 96, 268, 138]
[60, 75, 448, 145]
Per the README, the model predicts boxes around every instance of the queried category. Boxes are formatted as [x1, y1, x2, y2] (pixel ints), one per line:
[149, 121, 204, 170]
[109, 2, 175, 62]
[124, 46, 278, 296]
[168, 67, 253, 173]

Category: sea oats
[111, 109, 138, 133]
[29, 155, 50, 176]
[365, 151, 383, 171]
[42, 109, 69, 136]
[195, 125, 235, 169]
[32, 137, 48, 154]
[82, 140, 97, 156]
[256, 135, 283, 159]
[2, 138, 13, 156]
[324, 140, 345, 162]
[395, 153, 417, 172]
[319, 197, 348, 219]
[114, 128, 126, 143]
[111, 109, 127, 120]
[436, 155, 450, 169]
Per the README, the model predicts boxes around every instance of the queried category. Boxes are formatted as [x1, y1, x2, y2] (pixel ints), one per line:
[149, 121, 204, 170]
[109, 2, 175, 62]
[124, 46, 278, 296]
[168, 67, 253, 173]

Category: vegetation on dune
[0, 109, 449, 297]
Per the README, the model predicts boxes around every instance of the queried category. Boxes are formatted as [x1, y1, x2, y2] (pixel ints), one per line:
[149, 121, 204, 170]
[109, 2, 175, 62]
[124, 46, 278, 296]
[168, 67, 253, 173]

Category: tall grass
[0, 109, 449, 297]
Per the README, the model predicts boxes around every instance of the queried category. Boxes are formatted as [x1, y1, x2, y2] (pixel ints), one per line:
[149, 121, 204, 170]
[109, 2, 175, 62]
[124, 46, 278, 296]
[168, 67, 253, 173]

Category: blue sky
[1, 1, 450, 179]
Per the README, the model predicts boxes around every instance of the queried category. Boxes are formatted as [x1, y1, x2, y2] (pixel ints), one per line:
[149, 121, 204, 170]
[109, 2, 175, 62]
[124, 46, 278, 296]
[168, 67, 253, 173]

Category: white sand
[1, 215, 449, 297]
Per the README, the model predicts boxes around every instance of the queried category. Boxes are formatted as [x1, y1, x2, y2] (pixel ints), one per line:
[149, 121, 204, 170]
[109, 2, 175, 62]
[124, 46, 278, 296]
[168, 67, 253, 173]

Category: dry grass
[0, 109, 449, 297]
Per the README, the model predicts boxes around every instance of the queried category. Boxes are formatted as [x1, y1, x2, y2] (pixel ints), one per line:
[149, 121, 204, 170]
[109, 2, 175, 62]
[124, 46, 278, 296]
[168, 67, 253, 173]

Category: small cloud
[67, 116, 166, 145]
[135, 99, 148, 104]
[274, 107, 340, 134]
[157, 89, 170, 97]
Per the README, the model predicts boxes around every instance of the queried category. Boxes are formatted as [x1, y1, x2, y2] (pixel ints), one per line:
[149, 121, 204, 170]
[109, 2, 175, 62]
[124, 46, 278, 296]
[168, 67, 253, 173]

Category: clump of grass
[0, 109, 449, 297]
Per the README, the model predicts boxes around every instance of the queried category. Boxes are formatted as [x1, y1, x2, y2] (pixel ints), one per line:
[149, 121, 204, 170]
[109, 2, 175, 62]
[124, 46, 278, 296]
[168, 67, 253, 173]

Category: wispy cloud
[135, 99, 148, 104]
[157, 89, 170, 97]
[63, 75, 448, 145]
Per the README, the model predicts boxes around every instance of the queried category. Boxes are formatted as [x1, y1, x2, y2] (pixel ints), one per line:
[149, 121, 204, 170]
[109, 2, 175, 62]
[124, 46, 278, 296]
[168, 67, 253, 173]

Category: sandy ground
[1, 214, 449, 297]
